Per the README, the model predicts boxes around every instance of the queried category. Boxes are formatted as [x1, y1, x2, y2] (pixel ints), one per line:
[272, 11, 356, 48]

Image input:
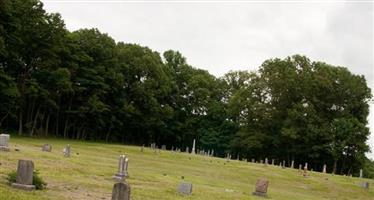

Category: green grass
[0, 136, 373, 200]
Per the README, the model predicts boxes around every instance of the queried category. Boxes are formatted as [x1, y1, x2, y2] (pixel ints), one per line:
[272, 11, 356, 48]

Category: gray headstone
[359, 182, 369, 189]
[322, 164, 327, 173]
[359, 169, 363, 178]
[0, 134, 10, 151]
[185, 146, 189, 153]
[191, 139, 196, 154]
[140, 145, 144, 152]
[11, 160, 35, 190]
[42, 144, 52, 152]
[161, 145, 166, 150]
[271, 159, 275, 165]
[114, 155, 129, 181]
[178, 182, 192, 195]
[112, 182, 130, 200]
[291, 160, 294, 169]
[63, 144, 71, 157]
[252, 178, 269, 197]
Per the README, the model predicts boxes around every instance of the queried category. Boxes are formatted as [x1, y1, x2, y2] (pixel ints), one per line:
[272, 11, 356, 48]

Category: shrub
[7, 170, 47, 190]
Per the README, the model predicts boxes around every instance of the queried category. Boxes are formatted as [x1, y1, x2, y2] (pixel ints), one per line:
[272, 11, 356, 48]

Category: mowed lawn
[0, 137, 373, 200]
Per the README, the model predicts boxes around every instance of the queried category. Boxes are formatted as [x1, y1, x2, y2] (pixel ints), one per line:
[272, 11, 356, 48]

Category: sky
[42, 0, 374, 159]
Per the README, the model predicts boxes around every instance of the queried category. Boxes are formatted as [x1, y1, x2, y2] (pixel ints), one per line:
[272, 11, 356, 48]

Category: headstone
[299, 164, 302, 171]
[359, 182, 369, 189]
[291, 160, 294, 169]
[303, 164, 308, 177]
[178, 182, 192, 195]
[282, 160, 286, 168]
[271, 159, 275, 165]
[191, 139, 196, 154]
[252, 178, 269, 197]
[0, 134, 10, 151]
[63, 144, 71, 157]
[251, 158, 255, 163]
[211, 149, 214, 157]
[359, 169, 363, 178]
[260, 159, 263, 164]
[140, 145, 144, 152]
[111, 182, 130, 200]
[161, 145, 166, 150]
[113, 155, 129, 181]
[185, 146, 189, 153]
[42, 144, 52, 152]
[207, 150, 211, 157]
[237, 154, 240, 161]
[11, 160, 35, 190]
[264, 158, 268, 166]
[322, 164, 327, 173]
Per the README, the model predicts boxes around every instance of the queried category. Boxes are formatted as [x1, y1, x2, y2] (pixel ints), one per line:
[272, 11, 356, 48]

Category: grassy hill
[0, 137, 373, 200]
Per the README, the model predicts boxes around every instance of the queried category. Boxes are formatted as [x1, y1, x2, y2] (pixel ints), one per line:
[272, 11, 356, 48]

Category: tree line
[0, 0, 372, 177]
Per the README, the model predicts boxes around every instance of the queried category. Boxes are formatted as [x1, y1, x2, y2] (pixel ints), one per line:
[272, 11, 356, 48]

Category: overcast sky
[42, 0, 374, 159]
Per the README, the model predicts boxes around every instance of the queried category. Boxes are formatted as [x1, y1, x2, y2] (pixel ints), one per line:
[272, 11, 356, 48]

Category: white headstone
[191, 139, 196, 154]
[0, 134, 10, 151]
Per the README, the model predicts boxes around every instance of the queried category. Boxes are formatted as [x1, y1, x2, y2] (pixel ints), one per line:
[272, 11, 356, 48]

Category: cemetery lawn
[1, 137, 373, 200]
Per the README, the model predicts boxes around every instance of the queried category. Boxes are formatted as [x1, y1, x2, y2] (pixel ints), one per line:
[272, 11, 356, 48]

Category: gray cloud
[42, 1, 373, 158]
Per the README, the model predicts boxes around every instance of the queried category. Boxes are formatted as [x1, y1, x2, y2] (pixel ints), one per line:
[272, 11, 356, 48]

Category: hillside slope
[0, 137, 373, 200]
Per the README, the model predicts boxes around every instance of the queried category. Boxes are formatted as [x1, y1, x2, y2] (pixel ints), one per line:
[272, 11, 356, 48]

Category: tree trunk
[105, 128, 111, 143]
[63, 118, 69, 139]
[333, 158, 338, 174]
[30, 107, 40, 137]
[45, 114, 50, 137]
[18, 109, 23, 135]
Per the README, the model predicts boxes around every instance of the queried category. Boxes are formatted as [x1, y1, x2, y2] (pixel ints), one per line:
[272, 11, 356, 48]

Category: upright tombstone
[113, 155, 129, 181]
[252, 178, 269, 197]
[42, 144, 52, 152]
[282, 160, 286, 168]
[191, 139, 196, 154]
[264, 158, 268, 166]
[359, 182, 369, 189]
[299, 164, 302, 171]
[178, 182, 193, 195]
[271, 159, 275, 165]
[322, 164, 327, 173]
[0, 133, 10, 151]
[140, 145, 144, 152]
[210, 149, 214, 157]
[291, 160, 294, 169]
[251, 158, 255, 163]
[111, 182, 130, 200]
[63, 144, 71, 157]
[185, 146, 189, 153]
[11, 160, 36, 190]
[303, 163, 308, 177]
[161, 145, 166, 150]
[359, 169, 363, 178]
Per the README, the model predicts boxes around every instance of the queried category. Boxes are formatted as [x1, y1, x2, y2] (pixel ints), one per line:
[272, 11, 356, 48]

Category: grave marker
[42, 144, 52, 152]
[63, 144, 71, 157]
[178, 182, 192, 195]
[252, 178, 269, 197]
[113, 155, 129, 181]
[0, 134, 10, 151]
[111, 182, 130, 200]
[11, 160, 36, 190]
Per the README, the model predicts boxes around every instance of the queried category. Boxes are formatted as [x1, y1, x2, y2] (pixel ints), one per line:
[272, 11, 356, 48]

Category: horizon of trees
[0, 0, 373, 177]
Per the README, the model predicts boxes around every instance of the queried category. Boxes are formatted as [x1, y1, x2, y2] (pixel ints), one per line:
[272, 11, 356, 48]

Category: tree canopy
[0, 0, 372, 177]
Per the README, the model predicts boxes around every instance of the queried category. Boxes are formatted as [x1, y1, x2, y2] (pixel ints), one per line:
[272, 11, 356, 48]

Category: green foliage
[6, 170, 47, 190]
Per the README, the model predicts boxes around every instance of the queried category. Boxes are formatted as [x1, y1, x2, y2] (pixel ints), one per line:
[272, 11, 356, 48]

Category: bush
[7, 170, 47, 190]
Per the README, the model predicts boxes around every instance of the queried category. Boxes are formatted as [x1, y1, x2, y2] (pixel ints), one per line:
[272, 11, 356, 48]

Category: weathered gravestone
[161, 145, 166, 150]
[42, 144, 52, 152]
[291, 160, 294, 169]
[140, 144, 144, 152]
[322, 164, 327, 173]
[359, 182, 369, 189]
[303, 163, 308, 177]
[113, 155, 129, 181]
[0, 133, 10, 151]
[252, 178, 269, 197]
[191, 139, 196, 154]
[185, 146, 189, 153]
[264, 158, 268, 166]
[282, 160, 286, 169]
[63, 144, 71, 157]
[11, 160, 36, 190]
[271, 159, 275, 165]
[111, 182, 130, 200]
[178, 182, 193, 195]
[359, 169, 363, 178]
